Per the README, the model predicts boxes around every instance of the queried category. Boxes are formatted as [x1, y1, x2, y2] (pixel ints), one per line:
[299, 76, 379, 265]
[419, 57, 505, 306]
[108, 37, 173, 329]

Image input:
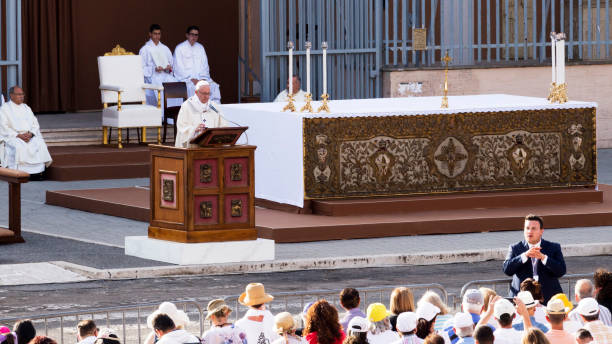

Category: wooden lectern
[148, 127, 255, 243]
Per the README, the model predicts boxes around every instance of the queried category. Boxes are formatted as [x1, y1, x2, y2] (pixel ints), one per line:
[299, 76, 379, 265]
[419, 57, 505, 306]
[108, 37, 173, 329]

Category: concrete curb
[51, 242, 612, 281]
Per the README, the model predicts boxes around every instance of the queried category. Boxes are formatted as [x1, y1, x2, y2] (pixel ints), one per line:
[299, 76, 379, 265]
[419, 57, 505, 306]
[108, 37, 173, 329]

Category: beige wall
[383, 64, 612, 148]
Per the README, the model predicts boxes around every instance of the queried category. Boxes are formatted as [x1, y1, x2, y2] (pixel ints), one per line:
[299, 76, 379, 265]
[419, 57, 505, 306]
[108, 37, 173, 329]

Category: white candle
[557, 39, 565, 84]
[550, 33, 556, 83]
[288, 41, 294, 96]
[322, 42, 328, 95]
[305, 41, 311, 94]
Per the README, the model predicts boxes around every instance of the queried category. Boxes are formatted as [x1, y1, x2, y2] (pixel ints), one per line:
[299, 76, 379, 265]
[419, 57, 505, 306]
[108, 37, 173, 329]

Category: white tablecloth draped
[220, 94, 597, 208]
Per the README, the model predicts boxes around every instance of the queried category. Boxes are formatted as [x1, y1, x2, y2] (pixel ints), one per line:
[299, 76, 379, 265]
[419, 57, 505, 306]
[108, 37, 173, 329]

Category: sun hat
[463, 289, 484, 305]
[453, 312, 473, 328]
[366, 303, 391, 322]
[516, 291, 538, 309]
[546, 299, 570, 315]
[396, 312, 418, 332]
[238, 283, 274, 306]
[416, 302, 441, 321]
[96, 328, 119, 342]
[274, 312, 296, 334]
[206, 299, 231, 319]
[576, 298, 599, 317]
[146, 302, 190, 329]
[347, 316, 370, 333]
[549, 293, 573, 311]
[493, 298, 516, 319]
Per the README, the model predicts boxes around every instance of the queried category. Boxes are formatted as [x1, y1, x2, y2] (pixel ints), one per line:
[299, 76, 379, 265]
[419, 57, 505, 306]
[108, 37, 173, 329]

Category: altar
[220, 94, 596, 209]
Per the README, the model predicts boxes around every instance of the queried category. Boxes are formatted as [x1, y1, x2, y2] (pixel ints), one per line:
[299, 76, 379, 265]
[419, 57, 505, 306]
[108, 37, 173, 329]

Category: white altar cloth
[220, 94, 597, 208]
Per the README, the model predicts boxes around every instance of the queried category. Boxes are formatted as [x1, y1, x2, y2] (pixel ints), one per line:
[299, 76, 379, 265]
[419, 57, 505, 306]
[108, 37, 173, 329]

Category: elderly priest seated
[0, 86, 52, 177]
[175, 80, 230, 148]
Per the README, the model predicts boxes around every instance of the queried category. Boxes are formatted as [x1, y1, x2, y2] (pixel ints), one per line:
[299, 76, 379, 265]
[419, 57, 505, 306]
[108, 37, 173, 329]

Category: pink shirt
[545, 329, 575, 344]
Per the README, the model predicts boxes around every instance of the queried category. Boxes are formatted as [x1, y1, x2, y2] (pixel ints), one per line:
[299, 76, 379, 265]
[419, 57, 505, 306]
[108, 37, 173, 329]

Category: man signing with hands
[502, 214, 566, 304]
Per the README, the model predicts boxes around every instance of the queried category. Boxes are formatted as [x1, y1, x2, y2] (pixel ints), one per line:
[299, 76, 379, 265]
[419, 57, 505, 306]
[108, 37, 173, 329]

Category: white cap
[396, 312, 418, 332]
[494, 298, 516, 319]
[576, 298, 600, 317]
[463, 289, 484, 305]
[453, 312, 474, 328]
[195, 80, 210, 91]
[416, 302, 441, 321]
[347, 316, 369, 333]
[516, 291, 538, 309]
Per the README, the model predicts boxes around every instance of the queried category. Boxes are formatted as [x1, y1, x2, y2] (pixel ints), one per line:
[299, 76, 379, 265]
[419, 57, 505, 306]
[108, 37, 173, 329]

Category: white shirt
[174, 96, 230, 148]
[173, 40, 211, 83]
[157, 329, 200, 344]
[367, 330, 400, 344]
[390, 334, 424, 344]
[201, 324, 247, 344]
[271, 334, 308, 344]
[235, 308, 280, 344]
[493, 327, 523, 344]
[568, 304, 612, 326]
[76, 336, 97, 344]
[273, 89, 307, 103]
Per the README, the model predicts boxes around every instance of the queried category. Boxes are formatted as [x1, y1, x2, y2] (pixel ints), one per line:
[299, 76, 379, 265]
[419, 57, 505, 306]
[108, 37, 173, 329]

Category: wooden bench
[0, 167, 29, 244]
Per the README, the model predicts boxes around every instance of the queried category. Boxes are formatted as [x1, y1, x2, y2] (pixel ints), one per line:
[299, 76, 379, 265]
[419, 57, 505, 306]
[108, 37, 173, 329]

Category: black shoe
[29, 172, 44, 181]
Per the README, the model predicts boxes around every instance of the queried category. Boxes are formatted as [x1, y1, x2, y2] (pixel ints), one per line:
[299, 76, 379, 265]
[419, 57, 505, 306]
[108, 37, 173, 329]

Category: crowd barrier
[0, 273, 599, 344]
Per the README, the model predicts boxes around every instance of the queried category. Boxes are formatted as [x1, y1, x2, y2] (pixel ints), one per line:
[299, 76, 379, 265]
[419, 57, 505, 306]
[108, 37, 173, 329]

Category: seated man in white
[139, 24, 177, 108]
[0, 86, 52, 176]
[273, 74, 306, 102]
[175, 80, 230, 148]
[173, 25, 221, 103]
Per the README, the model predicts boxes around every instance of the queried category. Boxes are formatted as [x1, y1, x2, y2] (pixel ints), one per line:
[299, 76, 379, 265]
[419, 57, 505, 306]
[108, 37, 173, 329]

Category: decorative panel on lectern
[149, 144, 256, 243]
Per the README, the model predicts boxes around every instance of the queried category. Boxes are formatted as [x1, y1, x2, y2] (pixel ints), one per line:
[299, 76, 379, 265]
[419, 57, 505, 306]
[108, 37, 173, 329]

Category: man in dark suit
[503, 214, 566, 304]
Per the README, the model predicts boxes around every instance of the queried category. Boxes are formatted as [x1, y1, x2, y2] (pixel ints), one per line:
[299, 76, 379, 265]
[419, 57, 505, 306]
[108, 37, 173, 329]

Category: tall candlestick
[305, 41, 311, 94]
[288, 41, 294, 96]
[557, 39, 565, 84]
[550, 33, 556, 84]
[322, 42, 328, 95]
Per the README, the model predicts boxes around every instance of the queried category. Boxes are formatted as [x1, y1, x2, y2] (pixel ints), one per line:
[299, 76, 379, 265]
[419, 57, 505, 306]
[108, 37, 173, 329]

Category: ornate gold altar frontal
[303, 107, 596, 199]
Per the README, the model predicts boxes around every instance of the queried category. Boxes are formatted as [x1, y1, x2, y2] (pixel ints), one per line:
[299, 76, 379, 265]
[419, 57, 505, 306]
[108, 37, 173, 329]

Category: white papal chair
[98, 45, 163, 148]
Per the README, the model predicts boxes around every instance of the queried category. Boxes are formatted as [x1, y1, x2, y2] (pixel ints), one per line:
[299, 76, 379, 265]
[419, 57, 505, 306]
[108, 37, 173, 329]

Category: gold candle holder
[548, 82, 568, 104]
[441, 51, 452, 109]
[282, 93, 296, 112]
[317, 93, 330, 113]
[300, 92, 314, 113]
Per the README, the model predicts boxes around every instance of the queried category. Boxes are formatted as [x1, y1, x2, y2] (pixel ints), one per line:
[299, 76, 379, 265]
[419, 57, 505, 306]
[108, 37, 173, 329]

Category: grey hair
[8, 86, 20, 95]
[456, 326, 474, 338]
[575, 279, 594, 299]
[369, 318, 390, 335]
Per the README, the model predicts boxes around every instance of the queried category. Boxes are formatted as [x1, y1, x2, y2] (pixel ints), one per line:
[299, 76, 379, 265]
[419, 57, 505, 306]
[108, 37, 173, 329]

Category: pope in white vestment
[175, 81, 230, 148]
[0, 87, 52, 174]
[173, 26, 221, 103]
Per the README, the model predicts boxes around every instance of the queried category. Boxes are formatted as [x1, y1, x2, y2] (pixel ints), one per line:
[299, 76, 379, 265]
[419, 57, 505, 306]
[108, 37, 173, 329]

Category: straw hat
[238, 283, 274, 306]
[147, 302, 190, 329]
[206, 299, 231, 319]
[274, 312, 296, 334]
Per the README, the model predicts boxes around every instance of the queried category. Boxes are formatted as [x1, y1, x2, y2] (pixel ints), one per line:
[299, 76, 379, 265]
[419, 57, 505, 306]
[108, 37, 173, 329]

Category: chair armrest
[99, 85, 124, 92]
[143, 83, 164, 91]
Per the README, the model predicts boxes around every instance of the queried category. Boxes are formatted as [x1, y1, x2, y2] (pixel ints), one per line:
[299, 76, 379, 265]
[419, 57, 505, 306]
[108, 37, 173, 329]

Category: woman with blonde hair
[389, 287, 415, 332]
[522, 328, 551, 344]
[417, 292, 451, 332]
[273, 312, 307, 344]
[201, 299, 246, 344]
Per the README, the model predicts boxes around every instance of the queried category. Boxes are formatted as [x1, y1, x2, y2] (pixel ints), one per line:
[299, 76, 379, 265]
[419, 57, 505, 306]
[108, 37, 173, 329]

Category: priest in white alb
[0, 86, 52, 176]
[139, 24, 177, 107]
[273, 74, 307, 102]
[175, 80, 230, 148]
[173, 25, 221, 103]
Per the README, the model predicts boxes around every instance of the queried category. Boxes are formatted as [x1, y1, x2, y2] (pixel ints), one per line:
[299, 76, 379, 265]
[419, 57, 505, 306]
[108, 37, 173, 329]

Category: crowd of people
[1, 269, 610, 344]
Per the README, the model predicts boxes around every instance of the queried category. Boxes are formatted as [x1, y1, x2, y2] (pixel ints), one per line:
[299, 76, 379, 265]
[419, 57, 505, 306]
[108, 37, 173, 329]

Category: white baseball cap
[416, 302, 441, 321]
[463, 289, 484, 305]
[576, 298, 600, 317]
[516, 291, 538, 309]
[494, 298, 516, 319]
[347, 316, 369, 333]
[453, 312, 474, 328]
[396, 312, 418, 332]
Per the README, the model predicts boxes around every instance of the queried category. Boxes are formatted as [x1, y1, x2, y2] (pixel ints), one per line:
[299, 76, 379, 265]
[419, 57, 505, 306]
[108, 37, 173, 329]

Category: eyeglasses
[188, 32, 199, 36]
[198, 92, 211, 96]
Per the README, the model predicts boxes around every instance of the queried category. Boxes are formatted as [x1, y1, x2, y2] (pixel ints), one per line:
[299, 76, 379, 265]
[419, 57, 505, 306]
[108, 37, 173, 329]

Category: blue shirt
[340, 308, 367, 331]
[457, 337, 475, 344]
[513, 316, 549, 333]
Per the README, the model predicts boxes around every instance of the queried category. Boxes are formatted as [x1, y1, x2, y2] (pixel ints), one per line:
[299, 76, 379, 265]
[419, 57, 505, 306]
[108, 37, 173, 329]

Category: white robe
[273, 89, 308, 103]
[173, 40, 221, 103]
[175, 95, 230, 148]
[0, 101, 52, 173]
[139, 39, 178, 109]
